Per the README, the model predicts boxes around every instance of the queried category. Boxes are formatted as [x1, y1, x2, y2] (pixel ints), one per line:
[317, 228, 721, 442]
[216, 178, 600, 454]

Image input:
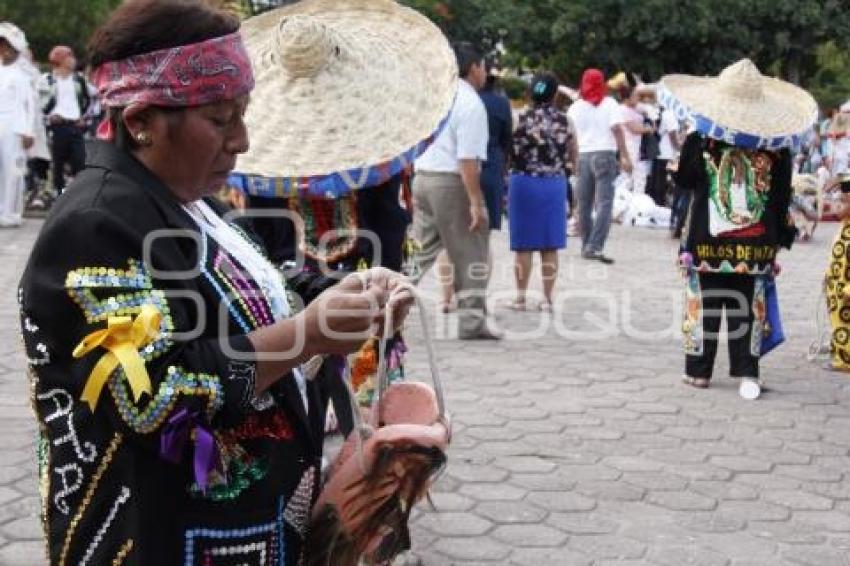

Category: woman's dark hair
[452, 42, 483, 79]
[88, 0, 240, 148]
[530, 72, 558, 105]
[88, 0, 239, 66]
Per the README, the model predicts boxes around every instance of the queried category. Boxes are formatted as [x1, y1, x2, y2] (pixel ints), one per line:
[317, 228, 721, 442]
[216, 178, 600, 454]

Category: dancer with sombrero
[233, 1, 456, 563]
[660, 59, 817, 400]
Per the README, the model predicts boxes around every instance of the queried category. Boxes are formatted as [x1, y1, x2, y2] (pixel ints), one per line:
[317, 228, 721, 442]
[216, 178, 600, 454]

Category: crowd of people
[2, 0, 843, 563]
[0, 24, 99, 226]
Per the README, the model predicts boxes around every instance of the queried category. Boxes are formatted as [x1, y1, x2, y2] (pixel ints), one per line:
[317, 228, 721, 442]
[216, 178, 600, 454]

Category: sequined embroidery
[79, 486, 131, 566]
[65, 260, 174, 360]
[37, 388, 97, 463]
[108, 366, 222, 435]
[53, 464, 83, 516]
[214, 250, 274, 328]
[284, 467, 315, 538]
[184, 496, 285, 565]
[59, 433, 123, 566]
[112, 540, 133, 565]
[189, 439, 267, 502]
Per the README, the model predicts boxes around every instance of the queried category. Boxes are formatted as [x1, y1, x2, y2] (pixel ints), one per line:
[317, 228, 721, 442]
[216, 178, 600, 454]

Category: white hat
[0, 22, 27, 53]
[659, 59, 818, 150]
[234, 0, 458, 197]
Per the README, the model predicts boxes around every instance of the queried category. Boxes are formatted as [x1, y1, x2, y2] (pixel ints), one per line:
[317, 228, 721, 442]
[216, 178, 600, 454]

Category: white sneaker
[739, 378, 761, 400]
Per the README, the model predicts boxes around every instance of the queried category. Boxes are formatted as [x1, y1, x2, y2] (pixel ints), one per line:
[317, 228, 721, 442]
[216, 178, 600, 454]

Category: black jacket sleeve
[21, 205, 258, 449]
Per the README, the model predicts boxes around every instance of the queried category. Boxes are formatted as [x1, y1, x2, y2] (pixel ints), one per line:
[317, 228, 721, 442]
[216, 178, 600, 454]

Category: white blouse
[183, 199, 308, 412]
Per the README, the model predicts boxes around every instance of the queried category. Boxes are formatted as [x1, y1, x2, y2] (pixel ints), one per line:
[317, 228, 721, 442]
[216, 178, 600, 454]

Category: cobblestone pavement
[1, 218, 849, 565]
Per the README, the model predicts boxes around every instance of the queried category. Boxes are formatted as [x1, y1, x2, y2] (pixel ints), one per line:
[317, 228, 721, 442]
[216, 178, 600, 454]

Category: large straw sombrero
[233, 0, 457, 198]
[659, 59, 818, 151]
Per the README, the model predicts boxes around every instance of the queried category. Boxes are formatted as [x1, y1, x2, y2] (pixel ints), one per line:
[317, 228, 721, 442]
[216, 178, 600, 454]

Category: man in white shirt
[38, 45, 94, 195]
[0, 23, 34, 227]
[412, 42, 500, 340]
[647, 105, 682, 206]
[568, 68, 631, 264]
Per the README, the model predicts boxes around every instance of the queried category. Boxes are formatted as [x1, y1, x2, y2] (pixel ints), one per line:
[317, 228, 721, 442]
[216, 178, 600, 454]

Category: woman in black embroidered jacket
[18, 1, 410, 564]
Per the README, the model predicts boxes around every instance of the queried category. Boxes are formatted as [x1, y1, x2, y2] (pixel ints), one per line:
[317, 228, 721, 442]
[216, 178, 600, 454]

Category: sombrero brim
[234, 0, 457, 197]
[660, 73, 817, 150]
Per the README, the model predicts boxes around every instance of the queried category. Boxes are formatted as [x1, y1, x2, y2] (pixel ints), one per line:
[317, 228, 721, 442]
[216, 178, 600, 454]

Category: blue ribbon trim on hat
[229, 95, 454, 199]
[658, 85, 812, 152]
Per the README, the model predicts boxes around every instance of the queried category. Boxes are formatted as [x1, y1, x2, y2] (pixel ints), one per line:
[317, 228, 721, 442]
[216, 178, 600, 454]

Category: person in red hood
[567, 68, 630, 264]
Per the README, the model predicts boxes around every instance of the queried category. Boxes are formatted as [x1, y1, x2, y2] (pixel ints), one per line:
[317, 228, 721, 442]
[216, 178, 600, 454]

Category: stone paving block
[446, 463, 508, 483]
[646, 491, 718, 512]
[792, 510, 850, 532]
[508, 547, 591, 566]
[690, 481, 759, 501]
[625, 402, 680, 415]
[465, 427, 524, 442]
[711, 456, 775, 473]
[807, 483, 850, 500]
[507, 473, 575, 492]
[665, 464, 733, 481]
[415, 512, 493, 537]
[459, 483, 526, 501]
[475, 501, 548, 524]
[431, 538, 511, 562]
[774, 465, 844, 483]
[761, 490, 834, 511]
[681, 512, 746, 534]
[647, 545, 731, 566]
[526, 491, 596, 513]
[491, 524, 567, 547]
[644, 448, 710, 464]
[733, 474, 802, 490]
[545, 513, 619, 535]
[573, 480, 645, 502]
[0, 516, 43, 541]
[493, 456, 556, 474]
[0, 540, 47, 566]
[601, 457, 664, 473]
[621, 472, 688, 492]
[567, 535, 647, 560]
[428, 492, 476, 512]
[715, 501, 791, 522]
[749, 522, 828, 545]
[664, 427, 725, 441]
[492, 406, 550, 421]
[782, 546, 850, 566]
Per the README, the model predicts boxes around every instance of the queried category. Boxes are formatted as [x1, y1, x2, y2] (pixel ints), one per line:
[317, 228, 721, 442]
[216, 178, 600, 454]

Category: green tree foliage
[400, 0, 849, 103]
[0, 0, 121, 64]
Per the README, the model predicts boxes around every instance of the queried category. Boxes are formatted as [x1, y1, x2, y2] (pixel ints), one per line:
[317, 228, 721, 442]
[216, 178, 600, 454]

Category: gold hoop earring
[135, 131, 151, 146]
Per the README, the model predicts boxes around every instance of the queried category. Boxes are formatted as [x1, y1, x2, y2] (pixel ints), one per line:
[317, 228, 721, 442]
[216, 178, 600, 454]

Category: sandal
[506, 300, 527, 312]
[538, 302, 553, 313]
[682, 375, 710, 389]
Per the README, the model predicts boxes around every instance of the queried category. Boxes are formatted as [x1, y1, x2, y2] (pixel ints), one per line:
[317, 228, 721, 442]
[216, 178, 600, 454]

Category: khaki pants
[411, 171, 490, 337]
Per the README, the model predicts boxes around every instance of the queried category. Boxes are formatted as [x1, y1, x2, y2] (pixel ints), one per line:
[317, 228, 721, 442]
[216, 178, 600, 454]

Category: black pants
[49, 124, 85, 194]
[686, 273, 759, 379]
[646, 158, 669, 206]
[26, 158, 49, 194]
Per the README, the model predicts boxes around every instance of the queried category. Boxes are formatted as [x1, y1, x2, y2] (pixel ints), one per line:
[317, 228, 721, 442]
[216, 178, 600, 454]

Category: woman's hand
[301, 283, 387, 355]
[311, 267, 415, 348]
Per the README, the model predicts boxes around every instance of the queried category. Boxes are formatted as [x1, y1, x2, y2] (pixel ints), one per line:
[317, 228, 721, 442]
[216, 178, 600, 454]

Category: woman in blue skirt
[508, 72, 576, 310]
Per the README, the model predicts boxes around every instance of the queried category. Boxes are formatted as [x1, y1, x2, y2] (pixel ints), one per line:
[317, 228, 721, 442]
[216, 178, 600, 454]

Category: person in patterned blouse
[507, 72, 577, 311]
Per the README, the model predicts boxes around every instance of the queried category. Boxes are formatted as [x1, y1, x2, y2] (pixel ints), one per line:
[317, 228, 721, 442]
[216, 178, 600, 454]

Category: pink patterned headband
[91, 32, 255, 140]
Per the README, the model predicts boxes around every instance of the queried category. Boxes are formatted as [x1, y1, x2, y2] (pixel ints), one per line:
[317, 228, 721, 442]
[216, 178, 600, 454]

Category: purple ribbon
[160, 408, 218, 492]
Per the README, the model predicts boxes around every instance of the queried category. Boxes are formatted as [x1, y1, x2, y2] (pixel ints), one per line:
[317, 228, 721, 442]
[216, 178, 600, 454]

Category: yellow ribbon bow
[73, 304, 162, 412]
